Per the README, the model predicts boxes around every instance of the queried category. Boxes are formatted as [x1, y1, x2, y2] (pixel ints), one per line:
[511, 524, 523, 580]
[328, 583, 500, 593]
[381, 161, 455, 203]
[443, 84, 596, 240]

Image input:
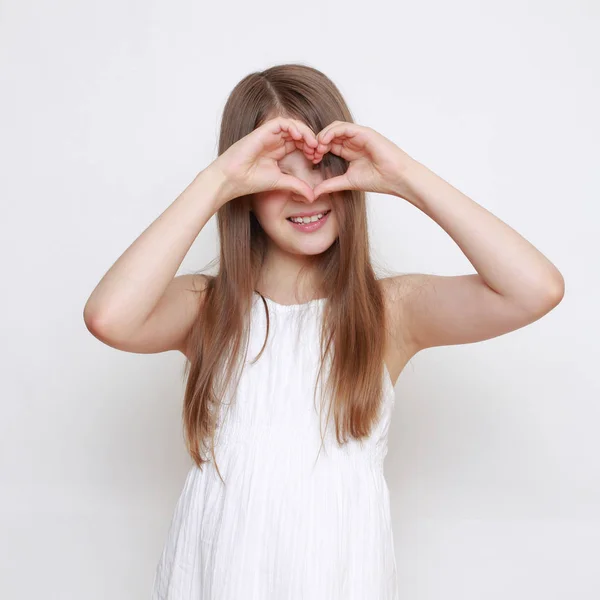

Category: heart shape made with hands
[282, 119, 367, 203]
[267, 116, 407, 204]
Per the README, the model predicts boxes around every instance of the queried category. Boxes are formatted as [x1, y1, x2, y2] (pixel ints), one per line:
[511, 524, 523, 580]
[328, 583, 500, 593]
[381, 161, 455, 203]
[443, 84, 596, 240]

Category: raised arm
[83, 167, 226, 356]
[383, 160, 565, 357]
[310, 121, 564, 360]
[83, 116, 321, 357]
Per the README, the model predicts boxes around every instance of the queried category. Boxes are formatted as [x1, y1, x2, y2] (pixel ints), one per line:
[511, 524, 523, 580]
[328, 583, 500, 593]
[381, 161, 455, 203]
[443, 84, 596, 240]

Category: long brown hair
[183, 63, 388, 482]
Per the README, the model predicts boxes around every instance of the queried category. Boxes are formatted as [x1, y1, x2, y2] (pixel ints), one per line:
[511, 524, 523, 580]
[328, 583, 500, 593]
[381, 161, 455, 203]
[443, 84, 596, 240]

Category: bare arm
[83, 166, 228, 356]
[385, 160, 565, 357]
[307, 120, 564, 360]
[83, 116, 321, 356]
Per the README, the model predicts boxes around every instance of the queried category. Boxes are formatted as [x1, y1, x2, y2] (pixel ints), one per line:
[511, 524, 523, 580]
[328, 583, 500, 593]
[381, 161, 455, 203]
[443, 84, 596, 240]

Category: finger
[263, 117, 302, 148]
[283, 119, 319, 163]
[263, 117, 319, 165]
[282, 139, 317, 167]
[313, 174, 353, 199]
[313, 138, 353, 163]
[315, 120, 343, 143]
[292, 136, 317, 159]
[315, 122, 361, 157]
[276, 117, 318, 151]
[289, 118, 318, 149]
[317, 121, 359, 143]
[277, 174, 315, 203]
[273, 119, 318, 163]
[293, 125, 318, 160]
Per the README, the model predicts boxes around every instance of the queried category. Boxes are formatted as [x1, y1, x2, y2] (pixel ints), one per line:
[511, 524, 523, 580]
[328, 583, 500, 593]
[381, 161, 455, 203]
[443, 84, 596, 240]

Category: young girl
[84, 63, 564, 599]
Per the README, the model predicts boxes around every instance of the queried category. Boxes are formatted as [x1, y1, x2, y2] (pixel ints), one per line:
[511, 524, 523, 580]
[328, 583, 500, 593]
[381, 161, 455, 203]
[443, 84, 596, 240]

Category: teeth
[289, 211, 328, 224]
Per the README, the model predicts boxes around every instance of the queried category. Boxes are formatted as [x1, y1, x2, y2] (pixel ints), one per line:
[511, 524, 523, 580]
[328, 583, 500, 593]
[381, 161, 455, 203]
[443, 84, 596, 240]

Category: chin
[284, 237, 337, 256]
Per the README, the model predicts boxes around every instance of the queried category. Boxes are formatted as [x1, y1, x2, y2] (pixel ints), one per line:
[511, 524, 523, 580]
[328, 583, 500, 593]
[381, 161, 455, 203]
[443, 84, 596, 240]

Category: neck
[256, 244, 322, 304]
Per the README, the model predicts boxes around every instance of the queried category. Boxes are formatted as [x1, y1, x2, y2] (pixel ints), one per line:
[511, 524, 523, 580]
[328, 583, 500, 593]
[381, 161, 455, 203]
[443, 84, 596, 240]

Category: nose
[289, 166, 322, 189]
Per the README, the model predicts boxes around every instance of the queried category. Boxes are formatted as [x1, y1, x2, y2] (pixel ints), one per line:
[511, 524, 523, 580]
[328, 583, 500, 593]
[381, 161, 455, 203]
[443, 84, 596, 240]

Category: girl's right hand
[210, 116, 319, 207]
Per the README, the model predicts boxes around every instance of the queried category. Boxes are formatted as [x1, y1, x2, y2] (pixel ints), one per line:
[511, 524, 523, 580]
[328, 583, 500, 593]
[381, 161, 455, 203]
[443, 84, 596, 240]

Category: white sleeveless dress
[152, 292, 398, 599]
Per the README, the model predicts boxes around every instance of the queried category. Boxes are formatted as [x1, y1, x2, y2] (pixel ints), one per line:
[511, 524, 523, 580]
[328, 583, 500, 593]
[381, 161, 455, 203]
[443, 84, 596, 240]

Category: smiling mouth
[286, 209, 331, 224]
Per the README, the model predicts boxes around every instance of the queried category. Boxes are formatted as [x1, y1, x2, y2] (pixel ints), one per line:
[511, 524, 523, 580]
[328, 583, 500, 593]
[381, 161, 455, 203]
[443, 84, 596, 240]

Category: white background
[1, 0, 598, 598]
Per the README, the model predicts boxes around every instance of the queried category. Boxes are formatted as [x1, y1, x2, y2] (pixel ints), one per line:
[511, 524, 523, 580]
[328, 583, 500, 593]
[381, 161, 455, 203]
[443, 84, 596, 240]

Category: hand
[311, 121, 417, 200]
[211, 116, 319, 206]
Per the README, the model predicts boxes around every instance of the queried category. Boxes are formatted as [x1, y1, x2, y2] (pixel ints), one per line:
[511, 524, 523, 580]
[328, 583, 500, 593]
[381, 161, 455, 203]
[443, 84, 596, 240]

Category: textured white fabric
[152, 292, 398, 599]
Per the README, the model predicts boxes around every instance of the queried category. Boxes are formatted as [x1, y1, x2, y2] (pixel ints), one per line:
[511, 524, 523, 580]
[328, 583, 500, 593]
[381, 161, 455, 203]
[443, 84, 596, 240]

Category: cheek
[252, 193, 286, 225]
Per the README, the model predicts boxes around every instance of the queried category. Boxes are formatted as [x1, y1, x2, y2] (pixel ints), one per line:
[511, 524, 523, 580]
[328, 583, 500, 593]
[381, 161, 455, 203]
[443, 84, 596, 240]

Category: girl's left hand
[310, 121, 417, 200]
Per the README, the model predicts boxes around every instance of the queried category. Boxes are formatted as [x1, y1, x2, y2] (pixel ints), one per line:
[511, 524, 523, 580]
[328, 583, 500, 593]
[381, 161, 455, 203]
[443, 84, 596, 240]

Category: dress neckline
[253, 290, 327, 311]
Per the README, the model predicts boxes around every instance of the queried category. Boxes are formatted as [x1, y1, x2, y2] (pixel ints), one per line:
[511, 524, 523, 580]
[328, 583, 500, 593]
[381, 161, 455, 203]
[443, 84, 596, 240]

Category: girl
[84, 63, 564, 599]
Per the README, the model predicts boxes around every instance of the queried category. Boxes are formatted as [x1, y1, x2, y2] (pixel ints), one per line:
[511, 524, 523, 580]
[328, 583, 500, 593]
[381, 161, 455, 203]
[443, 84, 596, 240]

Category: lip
[286, 208, 330, 218]
[286, 209, 331, 233]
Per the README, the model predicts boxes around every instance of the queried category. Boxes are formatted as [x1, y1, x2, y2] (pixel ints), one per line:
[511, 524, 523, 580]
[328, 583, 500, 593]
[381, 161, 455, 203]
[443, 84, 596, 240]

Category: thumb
[277, 174, 315, 203]
[313, 174, 352, 200]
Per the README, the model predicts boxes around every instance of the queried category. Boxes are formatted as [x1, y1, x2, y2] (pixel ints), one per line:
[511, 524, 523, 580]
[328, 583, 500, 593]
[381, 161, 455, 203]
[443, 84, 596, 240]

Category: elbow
[545, 270, 565, 307]
[83, 303, 118, 341]
[83, 307, 108, 339]
[530, 272, 565, 317]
